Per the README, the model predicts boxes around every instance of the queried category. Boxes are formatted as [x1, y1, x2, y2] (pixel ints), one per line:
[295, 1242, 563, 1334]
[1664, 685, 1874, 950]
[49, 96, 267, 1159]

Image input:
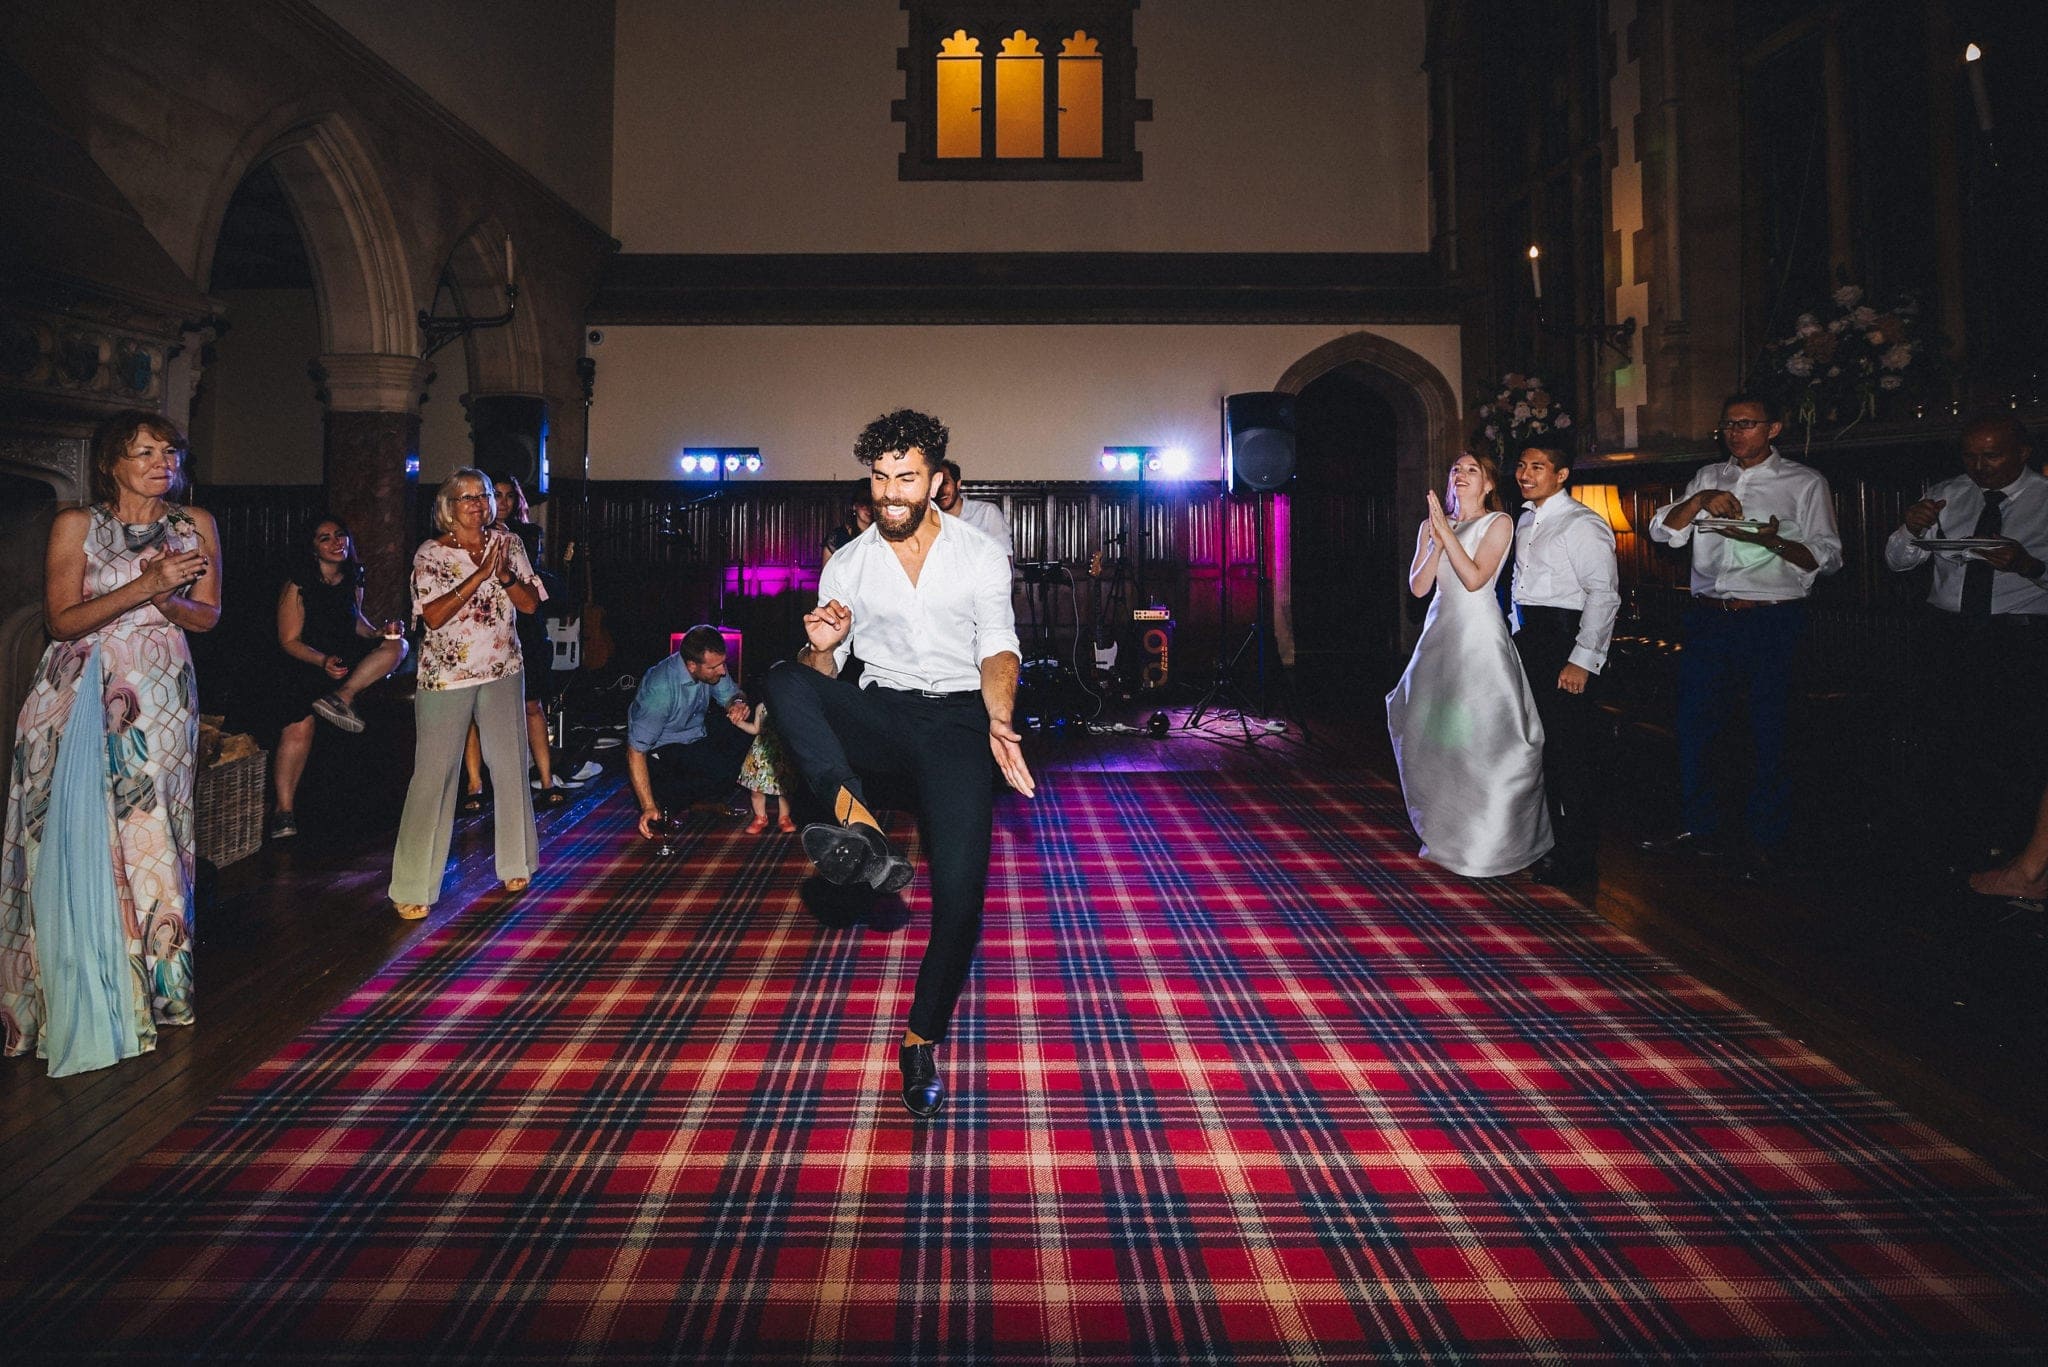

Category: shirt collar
[1984, 468, 2040, 499]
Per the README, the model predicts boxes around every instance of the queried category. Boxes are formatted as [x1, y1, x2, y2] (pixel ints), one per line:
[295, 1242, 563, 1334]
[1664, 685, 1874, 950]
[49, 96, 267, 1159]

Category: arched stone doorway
[194, 107, 423, 619]
[1272, 332, 1463, 690]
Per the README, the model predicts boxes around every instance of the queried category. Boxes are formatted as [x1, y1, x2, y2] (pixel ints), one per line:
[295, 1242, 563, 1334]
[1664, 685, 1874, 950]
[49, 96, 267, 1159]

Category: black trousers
[1918, 612, 2048, 858]
[644, 711, 751, 809]
[760, 662, 994, 1044]
[1514, 607, 1601, 871]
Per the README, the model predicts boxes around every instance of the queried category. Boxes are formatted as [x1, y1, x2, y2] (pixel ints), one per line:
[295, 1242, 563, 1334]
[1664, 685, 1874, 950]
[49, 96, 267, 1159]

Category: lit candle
[1527, 245, 1543, 300]
[1965, 44, 1993, 132]
[504, 234, 516, 282]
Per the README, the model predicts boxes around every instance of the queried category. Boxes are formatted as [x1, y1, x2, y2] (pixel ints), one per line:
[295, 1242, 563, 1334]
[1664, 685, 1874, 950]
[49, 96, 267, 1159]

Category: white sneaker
[568, 760, 603, 783]
[590, 736, 623, 750]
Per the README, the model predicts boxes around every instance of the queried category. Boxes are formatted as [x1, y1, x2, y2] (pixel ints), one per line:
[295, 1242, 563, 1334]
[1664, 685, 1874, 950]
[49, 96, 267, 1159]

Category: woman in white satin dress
[1385, 453, 1554, 877]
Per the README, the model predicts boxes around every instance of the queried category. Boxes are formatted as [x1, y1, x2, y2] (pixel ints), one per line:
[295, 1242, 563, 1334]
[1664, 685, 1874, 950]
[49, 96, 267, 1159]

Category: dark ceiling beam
[590, 252, 1459, 326]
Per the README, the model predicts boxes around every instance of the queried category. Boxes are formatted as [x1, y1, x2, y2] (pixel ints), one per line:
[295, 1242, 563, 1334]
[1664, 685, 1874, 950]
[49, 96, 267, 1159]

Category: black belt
[904, 688, 981, 701]
[1692, 596, 1797, 613]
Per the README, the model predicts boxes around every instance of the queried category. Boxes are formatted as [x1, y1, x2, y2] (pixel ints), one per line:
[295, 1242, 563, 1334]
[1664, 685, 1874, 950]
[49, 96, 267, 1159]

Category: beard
[876, 496, 930, 542]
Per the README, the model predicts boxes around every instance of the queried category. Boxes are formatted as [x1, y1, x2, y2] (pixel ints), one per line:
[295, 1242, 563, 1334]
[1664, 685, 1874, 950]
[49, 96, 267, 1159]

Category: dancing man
[761, 409, 1034, 1118]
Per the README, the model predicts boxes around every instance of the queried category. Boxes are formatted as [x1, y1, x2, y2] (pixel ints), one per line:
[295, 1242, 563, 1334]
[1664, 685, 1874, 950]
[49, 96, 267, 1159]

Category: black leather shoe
[802, 821, 889, 885]
[899, 1042, 944, 1118]
[1638, 829, 1724, 858]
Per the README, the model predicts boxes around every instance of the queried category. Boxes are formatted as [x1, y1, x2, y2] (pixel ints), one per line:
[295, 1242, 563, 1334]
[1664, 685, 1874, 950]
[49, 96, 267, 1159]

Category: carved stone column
[314, 353, 432, 621]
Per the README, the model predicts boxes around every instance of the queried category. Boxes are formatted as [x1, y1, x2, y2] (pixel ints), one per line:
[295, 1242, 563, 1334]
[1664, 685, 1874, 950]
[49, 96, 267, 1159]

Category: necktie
[1960, 490, 2005, 617]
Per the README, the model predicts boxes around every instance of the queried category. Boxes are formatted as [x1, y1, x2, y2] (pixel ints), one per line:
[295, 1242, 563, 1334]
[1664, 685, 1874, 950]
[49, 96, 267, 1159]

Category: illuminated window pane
[1058, 31, 1103, 158]
[996, 31, 1043, 158]
[936, 30, 982, 158]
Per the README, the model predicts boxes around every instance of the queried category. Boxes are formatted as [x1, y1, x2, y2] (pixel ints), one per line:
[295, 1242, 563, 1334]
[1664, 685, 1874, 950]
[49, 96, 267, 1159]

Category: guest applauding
[262, 516, 407, 839]
[1641, 393, 1842, 881]
[0, 410, 221, 1075]
[1386, 453, 1554, 878]
[388, 468, 544, 920]
[1884, 416, 2048, 867]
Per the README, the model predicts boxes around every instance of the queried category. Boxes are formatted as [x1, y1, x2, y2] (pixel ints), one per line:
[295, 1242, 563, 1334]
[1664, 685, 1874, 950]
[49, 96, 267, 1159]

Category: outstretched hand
[989, 716, 1035, 798]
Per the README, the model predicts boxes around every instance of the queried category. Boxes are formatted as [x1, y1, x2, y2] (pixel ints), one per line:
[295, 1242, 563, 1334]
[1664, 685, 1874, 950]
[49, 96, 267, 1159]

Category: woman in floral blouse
[388, 468, 544, 919]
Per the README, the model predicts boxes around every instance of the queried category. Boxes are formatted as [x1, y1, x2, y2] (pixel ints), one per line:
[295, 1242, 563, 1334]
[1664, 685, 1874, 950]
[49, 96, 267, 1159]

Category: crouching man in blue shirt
[626, 624, 750, 839]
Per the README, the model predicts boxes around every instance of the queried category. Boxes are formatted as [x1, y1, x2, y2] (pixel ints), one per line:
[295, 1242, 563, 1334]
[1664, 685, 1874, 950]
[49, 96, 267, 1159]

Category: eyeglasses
[454, 493, 491, 505]
[1721, 418, 1772, 432]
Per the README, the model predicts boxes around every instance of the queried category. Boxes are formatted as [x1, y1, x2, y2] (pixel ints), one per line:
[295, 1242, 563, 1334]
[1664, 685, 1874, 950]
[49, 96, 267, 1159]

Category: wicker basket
[195, 748, 267, 868]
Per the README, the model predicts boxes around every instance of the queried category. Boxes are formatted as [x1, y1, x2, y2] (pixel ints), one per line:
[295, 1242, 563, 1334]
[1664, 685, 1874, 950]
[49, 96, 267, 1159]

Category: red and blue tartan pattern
[2, 769, 2045, 1363]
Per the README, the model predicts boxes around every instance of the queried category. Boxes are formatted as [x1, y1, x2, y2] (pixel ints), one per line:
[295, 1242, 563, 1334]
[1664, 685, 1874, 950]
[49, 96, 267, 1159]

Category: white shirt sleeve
[1793, 470, 1844, 578]
[1649, 467, 1710, 549]
[1565, 513, 1621, 674]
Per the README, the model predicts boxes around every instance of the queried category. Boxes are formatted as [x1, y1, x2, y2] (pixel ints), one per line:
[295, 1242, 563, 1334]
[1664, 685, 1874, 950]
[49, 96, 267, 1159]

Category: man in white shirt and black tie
[1641, 393, 1843, 880]
[1511, 442, 1620, 886]
[761, 409, 1035, 1119]
[1884, 415, 2048, 865]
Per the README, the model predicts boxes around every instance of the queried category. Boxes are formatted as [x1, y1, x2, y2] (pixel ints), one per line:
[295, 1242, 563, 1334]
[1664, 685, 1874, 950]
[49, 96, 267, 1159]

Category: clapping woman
[389, 468, 544, 919]
[0, 410, 221, 1075]
[1385, 452, 1553, 877]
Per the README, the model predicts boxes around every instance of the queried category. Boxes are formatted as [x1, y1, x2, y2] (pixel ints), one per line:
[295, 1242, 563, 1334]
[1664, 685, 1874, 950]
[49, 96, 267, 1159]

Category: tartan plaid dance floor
[4, 765, 2047, 1363]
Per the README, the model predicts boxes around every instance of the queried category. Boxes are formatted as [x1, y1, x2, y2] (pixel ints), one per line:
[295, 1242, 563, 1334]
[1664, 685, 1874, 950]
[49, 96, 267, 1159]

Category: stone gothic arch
[195, 102, 415, 358]
[1271, 331, 1464, 656]
[438, 220, 545, 398]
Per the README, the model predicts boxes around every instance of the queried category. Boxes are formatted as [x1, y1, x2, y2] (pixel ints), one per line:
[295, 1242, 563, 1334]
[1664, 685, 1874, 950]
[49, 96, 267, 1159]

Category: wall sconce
[418, 235, 517, 361]
[1528, 242, 1638, 364]
[1571, 482, 1633, 534]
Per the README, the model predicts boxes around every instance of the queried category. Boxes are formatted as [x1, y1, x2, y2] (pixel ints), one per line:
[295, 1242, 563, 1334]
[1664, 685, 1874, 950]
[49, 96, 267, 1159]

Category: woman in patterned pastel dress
[0, 410, 222, 1076]
[388, 468, 544, 920]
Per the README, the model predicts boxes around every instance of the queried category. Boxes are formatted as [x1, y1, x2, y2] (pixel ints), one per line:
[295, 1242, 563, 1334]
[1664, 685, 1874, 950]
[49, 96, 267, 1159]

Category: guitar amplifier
[1132, 607, 1172, 695]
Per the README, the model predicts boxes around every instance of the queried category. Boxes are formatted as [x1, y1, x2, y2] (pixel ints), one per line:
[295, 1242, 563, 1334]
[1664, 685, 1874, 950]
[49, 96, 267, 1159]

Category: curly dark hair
[853, 409, 948, 469]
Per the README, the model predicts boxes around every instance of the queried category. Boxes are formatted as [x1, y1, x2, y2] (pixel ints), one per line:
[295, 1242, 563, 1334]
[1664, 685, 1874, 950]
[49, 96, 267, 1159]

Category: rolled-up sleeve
[1883, 523, 1930, 572]
[1797, 473, 1844, 577]
[506, 536, 548, 602]
[627, 667, 673, 752]
[970, 542, 1021, 663]
[1648, 470, 1705, 549]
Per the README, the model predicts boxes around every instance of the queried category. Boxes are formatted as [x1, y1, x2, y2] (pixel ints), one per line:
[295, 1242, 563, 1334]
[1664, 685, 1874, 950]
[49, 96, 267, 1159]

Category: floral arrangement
[1754, 284, 1927, 429]
[1474, 373, 1573, 462]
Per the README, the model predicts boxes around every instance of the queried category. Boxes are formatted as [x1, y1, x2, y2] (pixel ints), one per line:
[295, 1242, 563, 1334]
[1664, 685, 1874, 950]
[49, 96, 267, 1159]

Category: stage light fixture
[1160, 447, 1190, 477]
[1099, 452, 1119, 473]
[744, 454, 762, 473]
[680, 447, 764, 480]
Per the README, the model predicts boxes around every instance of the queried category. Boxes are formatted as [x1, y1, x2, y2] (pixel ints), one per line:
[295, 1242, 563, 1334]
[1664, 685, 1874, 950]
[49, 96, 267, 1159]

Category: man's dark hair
[939, 458, 964, 484]
[1514, 437, 1574, 476]
[677, 624, 727, 663]
[1721, 391, 1784, 424]
[854, 409, 949, 469]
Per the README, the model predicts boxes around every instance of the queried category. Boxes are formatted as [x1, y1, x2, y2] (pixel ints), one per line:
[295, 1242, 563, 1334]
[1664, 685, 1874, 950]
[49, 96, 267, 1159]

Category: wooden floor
[3, 693, 2045, 1266]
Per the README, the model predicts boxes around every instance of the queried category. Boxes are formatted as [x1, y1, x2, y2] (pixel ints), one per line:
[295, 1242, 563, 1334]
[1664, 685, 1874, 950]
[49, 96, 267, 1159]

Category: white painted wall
[313, 0, 614, 227]
[587, 324, 1458, 481]
[612, 0, 1428, 253]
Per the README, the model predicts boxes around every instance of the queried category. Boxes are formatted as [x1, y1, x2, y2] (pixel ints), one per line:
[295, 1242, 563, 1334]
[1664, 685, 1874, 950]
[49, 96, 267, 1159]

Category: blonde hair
[1449, 451, 1504, 515]
[433, 467, 491, 534]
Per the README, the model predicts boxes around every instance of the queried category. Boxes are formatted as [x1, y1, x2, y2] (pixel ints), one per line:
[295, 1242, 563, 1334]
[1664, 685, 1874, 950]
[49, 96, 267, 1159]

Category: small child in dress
[731, 702, 796, 834]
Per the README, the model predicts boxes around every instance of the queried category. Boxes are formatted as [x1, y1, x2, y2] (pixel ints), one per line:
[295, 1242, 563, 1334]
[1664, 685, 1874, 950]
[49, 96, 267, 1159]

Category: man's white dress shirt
[814, 508, 1020, 693]
[1883, 467, 2048, 616]
[1512, 493, 1622, 673]
[954, 498, 1013, 558]
[1648, 449, 1843, 600]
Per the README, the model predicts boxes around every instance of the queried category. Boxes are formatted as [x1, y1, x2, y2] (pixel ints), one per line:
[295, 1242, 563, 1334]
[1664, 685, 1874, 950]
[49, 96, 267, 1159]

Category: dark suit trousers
[760, 662, 995, 1044]
[1677, 600, 1806, 850]
[645, 711, 751, 809]
[1514, 607, 1601, 870]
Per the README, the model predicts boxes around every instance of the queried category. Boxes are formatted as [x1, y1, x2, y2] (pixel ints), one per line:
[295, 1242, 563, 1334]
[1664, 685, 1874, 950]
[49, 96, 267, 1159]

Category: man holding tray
[1885, 415, 2048, 866]
[1640, 393, 1842, 880]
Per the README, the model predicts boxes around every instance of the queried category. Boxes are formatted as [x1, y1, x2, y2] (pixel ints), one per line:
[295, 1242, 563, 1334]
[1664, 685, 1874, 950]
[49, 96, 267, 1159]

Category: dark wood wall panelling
[544, 479, 1324, 686]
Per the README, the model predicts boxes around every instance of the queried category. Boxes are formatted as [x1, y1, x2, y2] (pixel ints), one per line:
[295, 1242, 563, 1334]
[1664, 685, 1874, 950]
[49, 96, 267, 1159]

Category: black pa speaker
[468, 394, 550, 496]
[1133, 607, 1173, 695]
[1223, 392, 1297, 493]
